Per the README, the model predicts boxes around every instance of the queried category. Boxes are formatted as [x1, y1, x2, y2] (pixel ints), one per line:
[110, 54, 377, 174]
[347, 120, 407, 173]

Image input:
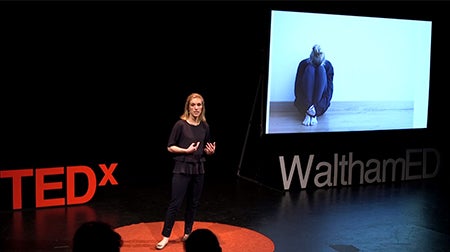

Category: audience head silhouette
[72, 220, 123, 252]
[184, 228, 222, 252]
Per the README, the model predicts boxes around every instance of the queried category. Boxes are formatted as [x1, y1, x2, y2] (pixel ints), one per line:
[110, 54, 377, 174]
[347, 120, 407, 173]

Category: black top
[167, 119, 211, 174]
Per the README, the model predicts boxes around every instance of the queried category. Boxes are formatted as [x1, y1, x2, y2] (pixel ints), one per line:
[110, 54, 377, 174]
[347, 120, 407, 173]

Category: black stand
[237, 72, 263, 178]
[236, 73, 282, 192]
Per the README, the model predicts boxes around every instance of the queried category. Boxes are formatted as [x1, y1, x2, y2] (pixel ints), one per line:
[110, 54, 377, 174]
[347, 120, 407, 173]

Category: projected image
[265, 10, 432, 134]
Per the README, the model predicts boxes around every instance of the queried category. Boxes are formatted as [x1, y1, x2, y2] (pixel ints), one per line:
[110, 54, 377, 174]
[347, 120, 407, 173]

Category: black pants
[294, 61, 333, 117]
[161, 173, 205, 237]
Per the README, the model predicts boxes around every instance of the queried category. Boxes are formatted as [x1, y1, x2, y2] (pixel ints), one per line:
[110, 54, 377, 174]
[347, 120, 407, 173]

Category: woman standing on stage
[156, 92, 216, 250]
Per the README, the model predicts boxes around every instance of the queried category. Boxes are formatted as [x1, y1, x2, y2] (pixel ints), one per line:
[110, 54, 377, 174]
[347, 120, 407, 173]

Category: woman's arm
[167, 142, 200, 154]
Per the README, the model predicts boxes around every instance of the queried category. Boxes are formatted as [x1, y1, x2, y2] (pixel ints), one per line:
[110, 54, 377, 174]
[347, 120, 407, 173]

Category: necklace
[187, 119, 199, 126]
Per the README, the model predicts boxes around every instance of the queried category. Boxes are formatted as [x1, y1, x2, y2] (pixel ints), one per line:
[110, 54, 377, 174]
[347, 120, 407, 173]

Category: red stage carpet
[115, 221, 275, 251]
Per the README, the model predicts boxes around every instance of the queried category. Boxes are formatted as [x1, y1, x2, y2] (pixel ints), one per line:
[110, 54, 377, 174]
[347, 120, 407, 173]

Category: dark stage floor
[1, 174, 449, 252]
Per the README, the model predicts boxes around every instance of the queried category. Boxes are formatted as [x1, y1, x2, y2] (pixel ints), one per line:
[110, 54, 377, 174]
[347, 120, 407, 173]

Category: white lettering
[278, 148, 440, 190]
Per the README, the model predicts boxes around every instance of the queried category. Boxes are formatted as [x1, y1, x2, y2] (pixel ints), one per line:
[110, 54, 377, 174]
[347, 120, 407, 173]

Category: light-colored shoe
[156, 237, 169, 250]
[181, 234, 189, 242]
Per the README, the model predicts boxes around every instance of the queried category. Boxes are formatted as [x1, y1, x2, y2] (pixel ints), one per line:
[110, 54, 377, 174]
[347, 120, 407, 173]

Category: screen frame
[261, 7, 433, 136]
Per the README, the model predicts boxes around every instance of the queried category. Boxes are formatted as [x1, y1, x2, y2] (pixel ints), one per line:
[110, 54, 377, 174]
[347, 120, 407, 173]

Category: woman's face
[189, 97, 203, 118]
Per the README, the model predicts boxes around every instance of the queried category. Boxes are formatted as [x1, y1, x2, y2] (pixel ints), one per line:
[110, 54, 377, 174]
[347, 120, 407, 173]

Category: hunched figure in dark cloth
[294, 44, 334, 126]
[156, 92, 216, 250]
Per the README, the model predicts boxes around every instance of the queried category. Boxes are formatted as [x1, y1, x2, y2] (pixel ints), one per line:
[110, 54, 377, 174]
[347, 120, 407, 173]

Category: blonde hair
[310, 44, 325, 66]
[180, 92, 207, 123]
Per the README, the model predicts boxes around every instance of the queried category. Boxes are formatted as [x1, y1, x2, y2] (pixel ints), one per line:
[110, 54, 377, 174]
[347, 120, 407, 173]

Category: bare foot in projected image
[307, 105, 316, 117]
[302, 114, 318, 126]
[302, 114, 311, 126]
[303, 105, 318, 126]
[310, 116, 318, 125]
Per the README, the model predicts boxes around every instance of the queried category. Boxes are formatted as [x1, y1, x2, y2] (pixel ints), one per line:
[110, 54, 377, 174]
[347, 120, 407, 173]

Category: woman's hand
[186, 142, 200, 153]
[204, 142, 216, 155]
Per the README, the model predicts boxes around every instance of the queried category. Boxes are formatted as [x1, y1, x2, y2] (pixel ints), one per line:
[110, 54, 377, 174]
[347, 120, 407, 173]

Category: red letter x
[98, 163, 118, 186]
